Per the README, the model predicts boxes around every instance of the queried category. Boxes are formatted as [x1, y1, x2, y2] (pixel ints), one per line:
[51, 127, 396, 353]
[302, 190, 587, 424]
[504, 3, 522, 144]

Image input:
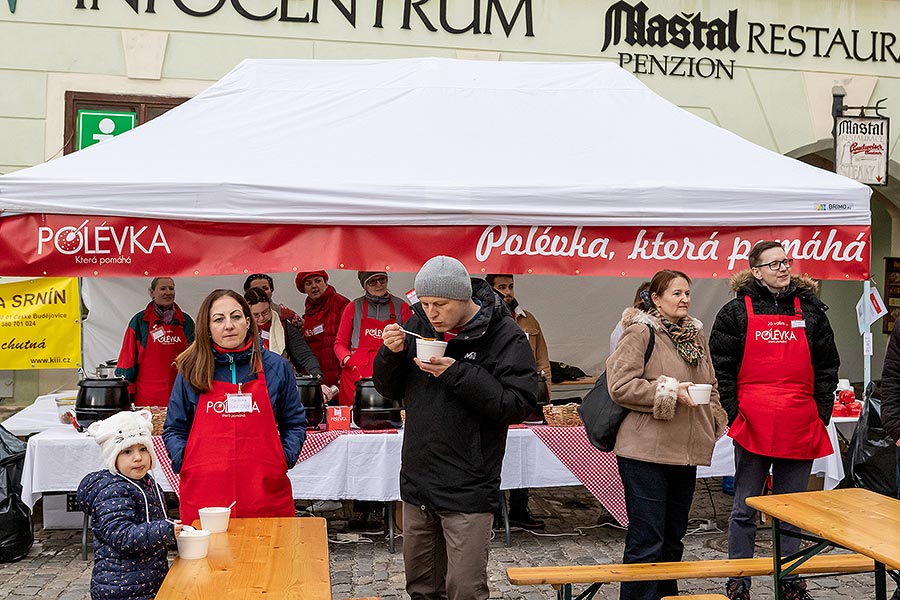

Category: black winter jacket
[373, 278, 538, 513]
[709, 271, 839, 427]
[880, 325, 900, 441]
[76, 470, 174, 600]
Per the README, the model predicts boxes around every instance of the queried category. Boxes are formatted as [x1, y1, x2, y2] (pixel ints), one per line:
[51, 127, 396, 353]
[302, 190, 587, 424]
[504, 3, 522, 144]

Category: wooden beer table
[156, 517, 331, 599]
[747, 488, 900, 600]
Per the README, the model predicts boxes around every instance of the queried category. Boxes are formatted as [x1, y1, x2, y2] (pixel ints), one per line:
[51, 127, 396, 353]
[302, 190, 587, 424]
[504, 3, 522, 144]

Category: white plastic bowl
[415, 339, 448, 363]
[688, 384, 712, 405]
[176, 528, 212, 559]
[198, 506, 231, 533]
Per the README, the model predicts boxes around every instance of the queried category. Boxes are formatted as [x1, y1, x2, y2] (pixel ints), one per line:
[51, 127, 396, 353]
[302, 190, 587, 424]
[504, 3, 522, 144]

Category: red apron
[729, 295, 832, 460]
[134, 321, 188, 407]
[337, 298, 396, 407]
[303, 308, 336, 386]
[178, 368, 295, 526]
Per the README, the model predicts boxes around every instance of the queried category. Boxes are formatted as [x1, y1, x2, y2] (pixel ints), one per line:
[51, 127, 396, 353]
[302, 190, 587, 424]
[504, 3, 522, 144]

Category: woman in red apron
[115, 277, 195, 407]
[710, 241, 839, 600]
[334, 271, 412, 407]
[161, 289, 307, 525]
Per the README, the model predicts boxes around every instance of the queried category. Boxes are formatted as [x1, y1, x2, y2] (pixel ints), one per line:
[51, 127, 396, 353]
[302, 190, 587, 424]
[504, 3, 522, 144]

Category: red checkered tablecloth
[149, 428, 396, 498]
[527, 425, 628, 526]
[152, 436, 180, 497]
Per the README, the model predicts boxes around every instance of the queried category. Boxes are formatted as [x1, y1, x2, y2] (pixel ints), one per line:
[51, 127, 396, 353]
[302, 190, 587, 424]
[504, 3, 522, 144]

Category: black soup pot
[296, 375, 324, 429]
[74, 377, 131, 432]
[524, 375, 550, 423]
[353, 378, 403, 430]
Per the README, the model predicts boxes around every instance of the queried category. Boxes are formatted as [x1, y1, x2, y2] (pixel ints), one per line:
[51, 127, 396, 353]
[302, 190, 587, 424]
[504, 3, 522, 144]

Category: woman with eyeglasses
[244, 287, 333, 403]
[162, 289, 306, 525]
[334, 271, 412, 407]
[709, 241, 839, 600]
[607, 269, 727, 600]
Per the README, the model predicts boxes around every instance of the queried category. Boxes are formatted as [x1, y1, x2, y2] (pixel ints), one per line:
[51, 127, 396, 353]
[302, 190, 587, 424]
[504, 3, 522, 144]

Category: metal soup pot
[353, 378, 403, 430]
[296, 375, 325, 429]
[74, 376, 131, 432]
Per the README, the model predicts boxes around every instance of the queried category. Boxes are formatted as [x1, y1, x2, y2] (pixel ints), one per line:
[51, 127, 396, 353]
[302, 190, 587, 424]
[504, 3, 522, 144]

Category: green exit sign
[77, 110, 136, 151]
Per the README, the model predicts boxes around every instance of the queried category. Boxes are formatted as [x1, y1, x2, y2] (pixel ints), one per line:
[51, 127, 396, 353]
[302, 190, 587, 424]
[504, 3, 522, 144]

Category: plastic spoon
[400, 328, 435, 341]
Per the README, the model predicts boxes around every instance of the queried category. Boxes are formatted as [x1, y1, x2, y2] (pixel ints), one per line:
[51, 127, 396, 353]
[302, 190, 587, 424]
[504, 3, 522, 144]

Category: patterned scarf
[646, 306, 704, 367]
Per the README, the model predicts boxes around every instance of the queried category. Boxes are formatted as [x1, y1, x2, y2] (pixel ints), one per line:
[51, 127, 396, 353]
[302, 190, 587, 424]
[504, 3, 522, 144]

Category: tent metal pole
[864, 279, 871, 389]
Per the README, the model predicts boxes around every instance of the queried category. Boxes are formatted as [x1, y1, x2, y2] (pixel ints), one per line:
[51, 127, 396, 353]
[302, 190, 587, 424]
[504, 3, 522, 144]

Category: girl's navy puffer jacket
[76, 470, 174, 600]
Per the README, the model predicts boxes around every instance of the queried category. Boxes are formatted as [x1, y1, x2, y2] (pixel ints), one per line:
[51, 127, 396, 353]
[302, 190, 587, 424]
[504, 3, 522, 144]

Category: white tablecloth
[13, 395, 846, 510]
[20, 426, 581, 509]
[2, 391, 77, 437]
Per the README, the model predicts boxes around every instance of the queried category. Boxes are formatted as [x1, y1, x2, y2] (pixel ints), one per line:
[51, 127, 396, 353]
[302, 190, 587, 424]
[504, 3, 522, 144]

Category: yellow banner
[0, 277, 81, 369]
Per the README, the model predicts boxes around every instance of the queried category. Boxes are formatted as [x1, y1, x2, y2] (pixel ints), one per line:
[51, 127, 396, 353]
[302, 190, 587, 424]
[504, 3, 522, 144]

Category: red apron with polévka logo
[337, 298, 396, 407]
[134, 321, 188, 407]
[729, 295, 832, 460]
[177, 368, 295, 526]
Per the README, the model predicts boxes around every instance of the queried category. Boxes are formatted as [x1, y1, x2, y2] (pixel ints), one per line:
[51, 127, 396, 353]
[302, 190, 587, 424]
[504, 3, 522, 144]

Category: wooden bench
[507, 553, 874, 600]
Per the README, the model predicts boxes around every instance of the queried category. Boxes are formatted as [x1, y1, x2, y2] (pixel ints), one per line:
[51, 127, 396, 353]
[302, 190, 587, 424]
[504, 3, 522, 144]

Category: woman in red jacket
[296, 271, 350, 389]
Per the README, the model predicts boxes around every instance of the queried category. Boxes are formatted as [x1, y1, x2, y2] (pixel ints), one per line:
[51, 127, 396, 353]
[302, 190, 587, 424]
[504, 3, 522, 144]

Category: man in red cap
[295, 271, 350, 388]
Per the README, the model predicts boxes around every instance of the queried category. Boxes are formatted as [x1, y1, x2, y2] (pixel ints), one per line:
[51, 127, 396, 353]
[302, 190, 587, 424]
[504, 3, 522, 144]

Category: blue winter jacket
[76, 470, 174, 600]
[162, 347, 307, 473]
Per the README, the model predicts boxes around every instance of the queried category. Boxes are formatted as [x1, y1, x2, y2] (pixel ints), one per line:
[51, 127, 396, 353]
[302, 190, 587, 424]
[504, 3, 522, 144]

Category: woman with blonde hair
[162, 289, 306, 526]
[606, 270, 727, 600]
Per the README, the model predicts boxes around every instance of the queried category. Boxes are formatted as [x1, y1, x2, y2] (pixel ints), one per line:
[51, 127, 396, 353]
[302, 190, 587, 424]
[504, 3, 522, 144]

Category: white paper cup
[198, 507, 231, 533]
[416, 339, 448, 363]
[176, 529, 212, 559]
[688, 384, 712, 405]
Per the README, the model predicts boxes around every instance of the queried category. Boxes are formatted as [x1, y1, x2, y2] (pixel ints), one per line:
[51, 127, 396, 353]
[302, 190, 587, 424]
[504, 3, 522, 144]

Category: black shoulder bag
[579, 326, 655, 452]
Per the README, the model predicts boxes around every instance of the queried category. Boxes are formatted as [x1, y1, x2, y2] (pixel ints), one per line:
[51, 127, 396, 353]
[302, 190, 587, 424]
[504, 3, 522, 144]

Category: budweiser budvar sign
[0, 214, 870, 281]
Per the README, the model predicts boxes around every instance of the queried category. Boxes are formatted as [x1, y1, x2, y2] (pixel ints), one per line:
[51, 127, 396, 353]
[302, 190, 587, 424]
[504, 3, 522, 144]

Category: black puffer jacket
[373, 278, 538, 513]
[880, 326, 900, 442]
[709, 271, 839, 426]
[76, 470, 174, 600]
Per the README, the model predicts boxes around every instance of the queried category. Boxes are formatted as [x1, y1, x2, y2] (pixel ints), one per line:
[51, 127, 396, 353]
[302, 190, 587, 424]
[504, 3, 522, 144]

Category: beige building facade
[0, 0, 898, 392]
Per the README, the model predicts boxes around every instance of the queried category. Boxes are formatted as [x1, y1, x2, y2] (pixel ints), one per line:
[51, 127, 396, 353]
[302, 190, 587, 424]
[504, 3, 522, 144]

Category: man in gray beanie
[374, 255, 537, 600]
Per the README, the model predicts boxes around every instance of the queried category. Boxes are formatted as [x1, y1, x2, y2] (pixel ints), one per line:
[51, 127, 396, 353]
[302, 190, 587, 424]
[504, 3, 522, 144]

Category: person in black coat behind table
[374, 256, 537, 600]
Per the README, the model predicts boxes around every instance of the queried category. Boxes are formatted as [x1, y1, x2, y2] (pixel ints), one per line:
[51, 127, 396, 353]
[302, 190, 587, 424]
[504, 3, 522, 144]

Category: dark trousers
[508, 488, 530, 516]
[727, 442, 813, 588]
[617, 456, 697, 600]
[402, 502, 494, 600]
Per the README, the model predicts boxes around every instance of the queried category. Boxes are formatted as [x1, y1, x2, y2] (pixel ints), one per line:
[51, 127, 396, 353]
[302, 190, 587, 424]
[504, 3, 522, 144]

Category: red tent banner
[0, 214, 870, 281]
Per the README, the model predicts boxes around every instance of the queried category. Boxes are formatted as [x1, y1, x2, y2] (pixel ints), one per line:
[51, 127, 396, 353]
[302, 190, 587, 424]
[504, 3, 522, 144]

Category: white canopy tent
[0, 58, 873, 227]
[0, 58, 873, 374]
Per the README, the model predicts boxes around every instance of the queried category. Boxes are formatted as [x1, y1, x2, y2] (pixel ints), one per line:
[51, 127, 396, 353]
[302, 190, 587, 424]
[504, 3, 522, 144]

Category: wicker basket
[149, 407, 167, 436]
[542, 403, 582, 427]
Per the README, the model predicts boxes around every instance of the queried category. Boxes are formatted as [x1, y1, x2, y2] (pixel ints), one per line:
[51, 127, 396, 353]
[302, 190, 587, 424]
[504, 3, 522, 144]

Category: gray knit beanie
[414, 256, 472, 300]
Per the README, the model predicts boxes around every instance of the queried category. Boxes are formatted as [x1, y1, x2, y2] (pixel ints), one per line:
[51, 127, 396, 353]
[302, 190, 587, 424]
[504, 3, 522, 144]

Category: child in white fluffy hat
[76, 410, 182, 600]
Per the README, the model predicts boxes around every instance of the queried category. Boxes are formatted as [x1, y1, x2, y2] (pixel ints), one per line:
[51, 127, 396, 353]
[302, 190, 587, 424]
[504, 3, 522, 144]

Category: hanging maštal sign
[835, 115, 889, 186]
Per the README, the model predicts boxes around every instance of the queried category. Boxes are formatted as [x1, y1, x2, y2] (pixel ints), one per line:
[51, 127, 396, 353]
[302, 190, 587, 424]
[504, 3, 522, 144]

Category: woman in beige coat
[606, 269, 727, 600]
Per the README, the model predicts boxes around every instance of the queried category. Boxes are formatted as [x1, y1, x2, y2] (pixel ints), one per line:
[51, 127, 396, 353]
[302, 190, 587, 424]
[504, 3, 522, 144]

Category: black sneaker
[725, 579, 751, 600]
[508, 511, 545, 530]
[779, 579, 813, 600]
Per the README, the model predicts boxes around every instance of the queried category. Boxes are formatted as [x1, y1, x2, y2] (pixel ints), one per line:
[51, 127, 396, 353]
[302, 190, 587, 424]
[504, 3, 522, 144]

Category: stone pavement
[0, 481, 881, 599]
